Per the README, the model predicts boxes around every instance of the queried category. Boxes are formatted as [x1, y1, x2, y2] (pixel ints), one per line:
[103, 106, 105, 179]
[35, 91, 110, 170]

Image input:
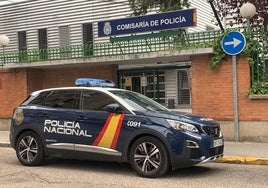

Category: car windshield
[110, 90, 169, 112]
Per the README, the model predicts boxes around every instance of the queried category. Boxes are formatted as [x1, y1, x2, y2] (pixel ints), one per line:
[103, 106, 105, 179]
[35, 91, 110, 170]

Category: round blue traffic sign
[221, 31, 246, 56]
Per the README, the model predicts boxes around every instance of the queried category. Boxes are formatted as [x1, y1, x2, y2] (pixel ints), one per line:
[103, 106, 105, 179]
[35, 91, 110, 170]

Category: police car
[10, 78, 224, 178]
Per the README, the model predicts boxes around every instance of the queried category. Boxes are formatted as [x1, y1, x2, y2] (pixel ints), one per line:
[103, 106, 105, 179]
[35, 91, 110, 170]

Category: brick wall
[0, 64, 118, 118]
[1, 58, 268, 121]
[191, 55, 268, 121]
[0, 69, 28, 118]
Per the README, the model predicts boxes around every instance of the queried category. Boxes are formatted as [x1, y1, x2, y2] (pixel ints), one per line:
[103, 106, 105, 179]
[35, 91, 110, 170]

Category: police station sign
[98, 8, 196, 37]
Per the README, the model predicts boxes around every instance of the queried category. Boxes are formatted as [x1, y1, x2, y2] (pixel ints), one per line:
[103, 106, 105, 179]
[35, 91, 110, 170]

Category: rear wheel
[15, 131, 44, 166]
[129, 136, 169, 178]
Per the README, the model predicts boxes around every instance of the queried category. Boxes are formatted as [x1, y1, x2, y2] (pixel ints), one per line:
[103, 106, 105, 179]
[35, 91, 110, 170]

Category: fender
[12, 125, 49, 157]
[121, 128, 175, 164]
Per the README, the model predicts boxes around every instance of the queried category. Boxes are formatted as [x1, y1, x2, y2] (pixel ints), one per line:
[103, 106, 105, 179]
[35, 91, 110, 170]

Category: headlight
[167, 119, 198, 133]
[14, 108, 24, 126]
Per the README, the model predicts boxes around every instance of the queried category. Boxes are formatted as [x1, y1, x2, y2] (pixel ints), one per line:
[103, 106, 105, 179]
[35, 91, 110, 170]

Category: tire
[15, 131, 45, 166]
[129, 136, 170, 178]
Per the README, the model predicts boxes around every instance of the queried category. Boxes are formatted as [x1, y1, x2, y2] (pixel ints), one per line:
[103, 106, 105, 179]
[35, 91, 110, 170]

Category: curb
[216, 156, 268, 165]
[0, 142, 11, 147]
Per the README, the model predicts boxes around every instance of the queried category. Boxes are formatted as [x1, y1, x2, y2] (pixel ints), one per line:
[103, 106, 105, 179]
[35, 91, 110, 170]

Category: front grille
[203, 126, 221, 138]
[209, 146, 224, 156]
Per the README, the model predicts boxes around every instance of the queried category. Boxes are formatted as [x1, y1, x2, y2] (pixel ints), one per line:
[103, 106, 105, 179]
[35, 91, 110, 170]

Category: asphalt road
[0, 147, 267, 188]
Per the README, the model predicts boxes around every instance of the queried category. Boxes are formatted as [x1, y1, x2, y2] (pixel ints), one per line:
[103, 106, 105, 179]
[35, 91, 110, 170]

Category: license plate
[213, 139, 223, 147]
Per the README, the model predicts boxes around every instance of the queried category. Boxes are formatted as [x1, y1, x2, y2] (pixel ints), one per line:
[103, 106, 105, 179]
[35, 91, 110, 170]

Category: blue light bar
[75, 78, 115, 87]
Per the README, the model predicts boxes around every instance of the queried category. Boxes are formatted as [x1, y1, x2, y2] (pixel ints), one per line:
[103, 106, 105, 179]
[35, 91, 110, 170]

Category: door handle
[40, 113, 48, 118]
[76, 116, 87, 121]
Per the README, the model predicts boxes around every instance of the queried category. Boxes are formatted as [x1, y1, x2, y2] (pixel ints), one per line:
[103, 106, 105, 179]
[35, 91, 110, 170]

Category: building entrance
[119, 67, 191, 108]
[119, 70, 165, 105]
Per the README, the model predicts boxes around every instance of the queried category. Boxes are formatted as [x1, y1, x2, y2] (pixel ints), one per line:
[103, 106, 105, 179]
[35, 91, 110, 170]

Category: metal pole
[208, 0, 224, 31]
[232, 55, 239, 142]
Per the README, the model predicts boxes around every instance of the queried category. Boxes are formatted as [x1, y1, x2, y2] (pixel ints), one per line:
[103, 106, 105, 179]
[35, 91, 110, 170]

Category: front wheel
[129, 136, 170, 178]
[15, 131, 45, 166]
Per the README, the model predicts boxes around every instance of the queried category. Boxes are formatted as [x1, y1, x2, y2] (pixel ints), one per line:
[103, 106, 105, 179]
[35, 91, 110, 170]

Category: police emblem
[103, 22, 112, 36]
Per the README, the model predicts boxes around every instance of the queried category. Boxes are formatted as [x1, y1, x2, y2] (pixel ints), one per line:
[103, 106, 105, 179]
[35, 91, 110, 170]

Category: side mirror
[105, 103, 124, 114]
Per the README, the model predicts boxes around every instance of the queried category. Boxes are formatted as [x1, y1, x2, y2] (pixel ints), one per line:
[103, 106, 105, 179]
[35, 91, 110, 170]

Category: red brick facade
[1, 56, 268, 121]
[0, 65, 118, 118]
[191, 55, 268, 121]
[0, 69, 28, 118]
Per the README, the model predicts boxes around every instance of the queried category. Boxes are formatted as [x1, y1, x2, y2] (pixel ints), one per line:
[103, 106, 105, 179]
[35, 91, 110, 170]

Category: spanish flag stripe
[93, 114, 124, 148]
[92, 114, 113, 146]
[110, 114, 125, 149]
[97, 114, 123, 148]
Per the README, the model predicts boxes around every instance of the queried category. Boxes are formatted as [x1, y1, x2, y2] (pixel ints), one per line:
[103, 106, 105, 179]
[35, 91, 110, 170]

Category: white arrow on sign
[224, 38, 242, 48]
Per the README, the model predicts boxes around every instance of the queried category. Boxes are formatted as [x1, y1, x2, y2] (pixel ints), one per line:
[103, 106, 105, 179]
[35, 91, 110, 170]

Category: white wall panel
[0, 0, 219, 52]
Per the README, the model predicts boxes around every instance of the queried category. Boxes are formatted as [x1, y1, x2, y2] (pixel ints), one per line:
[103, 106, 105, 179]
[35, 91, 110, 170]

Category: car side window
[81, 90, 115, 111]
[45, 90, 78, 109]
[27, 91, 51, 106]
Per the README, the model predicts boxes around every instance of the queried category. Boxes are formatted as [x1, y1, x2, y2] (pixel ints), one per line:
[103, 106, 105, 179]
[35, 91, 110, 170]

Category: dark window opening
[38, 28, 48, 60]
[82, 23, 93, 56]
[18, 31, 27, 62]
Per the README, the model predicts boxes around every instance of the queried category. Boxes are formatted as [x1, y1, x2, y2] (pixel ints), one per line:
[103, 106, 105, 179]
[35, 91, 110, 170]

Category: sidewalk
[1, 131, 268, 165]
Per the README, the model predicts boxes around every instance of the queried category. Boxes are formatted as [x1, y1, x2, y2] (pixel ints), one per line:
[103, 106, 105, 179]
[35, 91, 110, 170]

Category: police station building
[0, 0, 268, 142]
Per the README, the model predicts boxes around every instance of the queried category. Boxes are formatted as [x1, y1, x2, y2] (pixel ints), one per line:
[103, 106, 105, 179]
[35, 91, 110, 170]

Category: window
[82, 23, 93, 56]
[38, 28, 48, 60]
[81, 90, 114, 111]
[177, 70, 190, 105]
[59, 26, 71, 58]
[18, 31, 27, 51]
[28, 91, 51, 106]
[45, 90, 78, 109]
[18, 31, 27, 62]
[59, 26, 70, 47]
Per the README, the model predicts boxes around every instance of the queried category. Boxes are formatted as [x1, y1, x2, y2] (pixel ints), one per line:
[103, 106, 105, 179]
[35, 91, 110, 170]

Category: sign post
[221, 31, 246, 142]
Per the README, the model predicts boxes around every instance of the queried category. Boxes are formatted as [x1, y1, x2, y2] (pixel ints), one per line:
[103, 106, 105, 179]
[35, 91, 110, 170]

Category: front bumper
[170, 136, 224, 170]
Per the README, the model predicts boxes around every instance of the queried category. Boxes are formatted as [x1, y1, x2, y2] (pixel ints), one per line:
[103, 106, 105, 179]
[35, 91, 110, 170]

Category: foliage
[212, 0, 268, 30]
[248, 82, 268, 95]
[209, 30, 228, 69]
[128, 0, 190, 16]
[210, 28, 268, 95]
[209, 29, 262, 68]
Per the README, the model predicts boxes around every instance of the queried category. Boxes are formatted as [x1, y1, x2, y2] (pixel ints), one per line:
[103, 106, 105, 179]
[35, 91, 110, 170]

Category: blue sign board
[98, 8, 196, 37]
[221, 31, 246, 56]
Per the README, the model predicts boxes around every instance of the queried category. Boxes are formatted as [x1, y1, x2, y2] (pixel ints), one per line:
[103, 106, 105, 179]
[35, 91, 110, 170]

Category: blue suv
[10, 81, 223, 178]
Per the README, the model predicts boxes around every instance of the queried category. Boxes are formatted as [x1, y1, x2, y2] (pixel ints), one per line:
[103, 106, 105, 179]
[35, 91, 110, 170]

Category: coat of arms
[103, 22, 112, 36]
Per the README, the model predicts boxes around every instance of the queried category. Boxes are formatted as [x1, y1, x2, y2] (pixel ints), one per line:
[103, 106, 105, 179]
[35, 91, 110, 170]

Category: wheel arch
[122, 129, 173, 165]
[14, 126, 48, 156]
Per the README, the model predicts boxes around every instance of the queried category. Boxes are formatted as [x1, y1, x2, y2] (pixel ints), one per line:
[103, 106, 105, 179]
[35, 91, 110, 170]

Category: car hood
[134, 110, 219, 126]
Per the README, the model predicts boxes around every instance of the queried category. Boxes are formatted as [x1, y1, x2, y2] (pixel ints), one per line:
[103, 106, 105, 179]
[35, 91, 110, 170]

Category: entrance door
[132, 77, 141, 93]
[119, 70, 165, 105]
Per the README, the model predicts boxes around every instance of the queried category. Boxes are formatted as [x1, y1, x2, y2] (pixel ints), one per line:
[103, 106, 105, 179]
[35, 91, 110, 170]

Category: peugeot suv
[10, 83, 223, 178]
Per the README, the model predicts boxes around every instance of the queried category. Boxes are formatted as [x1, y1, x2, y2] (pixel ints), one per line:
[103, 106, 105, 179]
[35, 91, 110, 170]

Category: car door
[74, 89, 126, 159]
[41, 89, 79, 157]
